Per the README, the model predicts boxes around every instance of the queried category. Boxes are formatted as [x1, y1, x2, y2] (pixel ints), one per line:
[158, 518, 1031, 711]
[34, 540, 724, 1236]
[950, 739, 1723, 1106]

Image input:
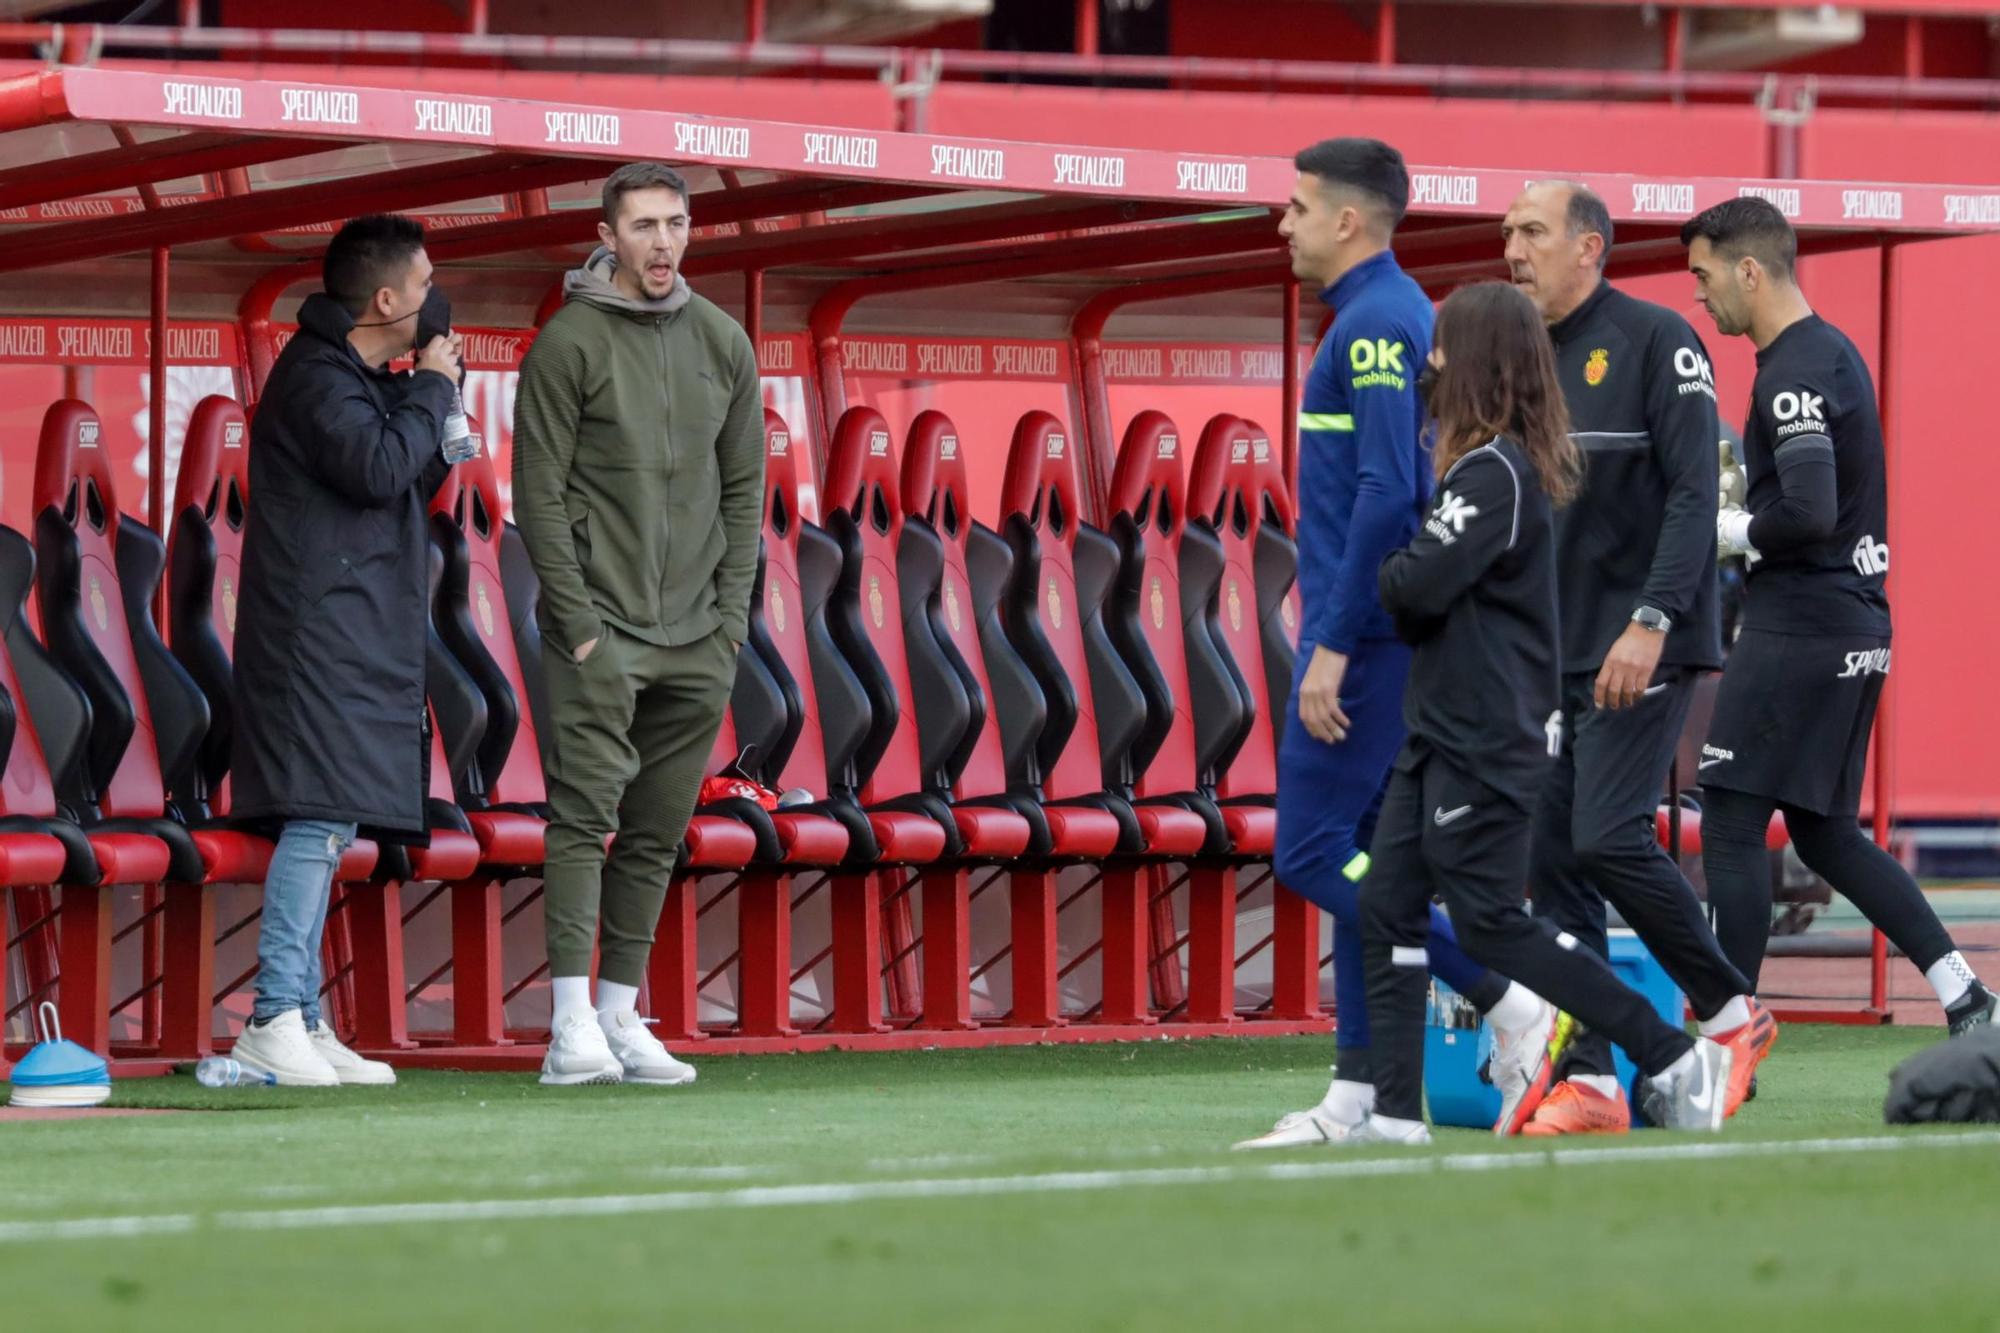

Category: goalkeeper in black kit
[1682, 197, 1997, 1048]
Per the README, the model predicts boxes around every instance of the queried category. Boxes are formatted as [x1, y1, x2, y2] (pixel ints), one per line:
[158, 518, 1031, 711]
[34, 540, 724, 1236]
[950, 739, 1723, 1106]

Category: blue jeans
[1274, 639, 1495, 1063]
[251, 819, 357, 1026]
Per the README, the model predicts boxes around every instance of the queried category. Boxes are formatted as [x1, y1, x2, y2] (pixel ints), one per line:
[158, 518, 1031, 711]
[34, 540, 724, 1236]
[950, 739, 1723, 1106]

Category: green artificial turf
[1, 1026, 1994, 1332]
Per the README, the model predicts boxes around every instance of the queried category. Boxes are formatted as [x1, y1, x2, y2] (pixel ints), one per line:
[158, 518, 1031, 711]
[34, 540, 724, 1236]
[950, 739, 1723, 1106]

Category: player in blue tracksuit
[1238, 140, 1560, 1150]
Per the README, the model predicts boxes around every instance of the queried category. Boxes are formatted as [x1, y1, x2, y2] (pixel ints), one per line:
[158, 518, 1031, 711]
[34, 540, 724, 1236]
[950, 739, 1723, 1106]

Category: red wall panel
[1878, 234, 2000, 818]
[1802, 110, 2000, 185]
[928, 86, 1771, 178]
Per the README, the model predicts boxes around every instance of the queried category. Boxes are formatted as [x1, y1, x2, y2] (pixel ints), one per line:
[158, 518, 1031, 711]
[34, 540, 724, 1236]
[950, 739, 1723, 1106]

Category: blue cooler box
[1424, 929, 1683, 1129]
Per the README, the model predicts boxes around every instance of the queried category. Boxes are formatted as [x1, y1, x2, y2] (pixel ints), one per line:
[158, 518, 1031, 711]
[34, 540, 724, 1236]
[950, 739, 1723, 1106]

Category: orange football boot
[1711, 997, 1778, 1118]
[1518, 1079, 1632, 1136]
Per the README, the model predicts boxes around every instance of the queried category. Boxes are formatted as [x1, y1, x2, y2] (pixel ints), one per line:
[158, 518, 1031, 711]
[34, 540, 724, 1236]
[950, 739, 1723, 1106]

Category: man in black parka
[229, 215, 462, 1087]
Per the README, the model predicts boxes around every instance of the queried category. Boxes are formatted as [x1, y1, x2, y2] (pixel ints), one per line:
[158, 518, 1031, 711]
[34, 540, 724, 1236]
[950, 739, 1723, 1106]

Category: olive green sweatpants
[541, 623, 736, 986]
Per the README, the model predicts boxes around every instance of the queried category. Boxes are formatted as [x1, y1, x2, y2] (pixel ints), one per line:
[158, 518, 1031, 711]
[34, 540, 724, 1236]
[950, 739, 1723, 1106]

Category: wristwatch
[1631, 606, 1672, 634]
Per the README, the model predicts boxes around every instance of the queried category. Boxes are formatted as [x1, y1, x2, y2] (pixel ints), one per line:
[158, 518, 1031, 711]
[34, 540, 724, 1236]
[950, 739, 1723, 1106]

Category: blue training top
[1295, 248, 1435, 655]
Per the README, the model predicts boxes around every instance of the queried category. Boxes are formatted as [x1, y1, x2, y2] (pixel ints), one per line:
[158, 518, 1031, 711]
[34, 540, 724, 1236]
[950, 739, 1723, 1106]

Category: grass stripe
[5, 1130, 1997, 1247]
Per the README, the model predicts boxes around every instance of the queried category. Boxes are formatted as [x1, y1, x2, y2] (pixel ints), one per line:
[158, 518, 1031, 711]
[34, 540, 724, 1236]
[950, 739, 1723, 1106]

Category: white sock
[1697, 994, 1751, 1037]
[1572, 1073, 1622, 1100]
[1368, 1113, 1427, 1141]
[596, 980, 640, 1020]
[1648, 1046, 1697, 1092]
[1321, 1078, 1375, 1120]
[1485, 982, 1545, 1033]
[550, 975, 594, 1031]
[1926, 952, 1978, 1010]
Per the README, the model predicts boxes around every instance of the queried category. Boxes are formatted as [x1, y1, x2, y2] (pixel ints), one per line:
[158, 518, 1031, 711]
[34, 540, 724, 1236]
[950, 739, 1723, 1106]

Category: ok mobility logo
[1349, 338, 1407, 391]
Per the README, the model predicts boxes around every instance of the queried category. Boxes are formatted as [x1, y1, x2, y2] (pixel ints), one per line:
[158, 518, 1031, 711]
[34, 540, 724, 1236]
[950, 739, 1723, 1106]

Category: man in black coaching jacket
[1499, 181, 1764, 1134]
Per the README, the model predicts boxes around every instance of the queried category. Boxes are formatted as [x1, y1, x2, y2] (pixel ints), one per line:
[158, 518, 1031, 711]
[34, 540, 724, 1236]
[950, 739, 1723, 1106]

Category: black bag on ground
[1884, 1028, 2000, 1124]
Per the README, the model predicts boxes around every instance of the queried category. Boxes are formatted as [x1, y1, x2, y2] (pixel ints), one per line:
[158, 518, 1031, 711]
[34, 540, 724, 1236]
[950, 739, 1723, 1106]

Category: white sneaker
[1640, 1037, 1733, 1132]
[598, 1010, 697, 1087]
[232, 1010, 339, 1087]
[1347, 1114, 1433, 1146]
[1233, 1100, 1368, 1150]
[1488, 1001, 1572, 1137]
[308, 1021, 397, 1086]
[540, 1012, 625, 1086]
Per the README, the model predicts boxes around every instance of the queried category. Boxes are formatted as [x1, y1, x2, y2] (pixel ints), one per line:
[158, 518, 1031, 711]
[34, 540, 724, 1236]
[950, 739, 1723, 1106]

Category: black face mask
[1417, 362, 1441, 416]
[415, 285, 452, 352]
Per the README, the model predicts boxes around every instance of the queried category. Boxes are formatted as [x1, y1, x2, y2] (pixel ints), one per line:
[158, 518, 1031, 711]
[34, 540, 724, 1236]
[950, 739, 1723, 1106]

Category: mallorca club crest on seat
[944, 578, 963, 633]
[1150, 576, 1166, 630]
[88, 573, 108, 633]
[1227, 579, 1243, 632]
[1046, 578, 1063, 630]
[868, 575, 885, 630]
[476, 582, 496, 638]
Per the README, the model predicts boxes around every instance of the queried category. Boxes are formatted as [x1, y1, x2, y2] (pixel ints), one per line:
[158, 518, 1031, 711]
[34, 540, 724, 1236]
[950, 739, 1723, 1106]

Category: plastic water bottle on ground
[194, 1057, 277, 1088]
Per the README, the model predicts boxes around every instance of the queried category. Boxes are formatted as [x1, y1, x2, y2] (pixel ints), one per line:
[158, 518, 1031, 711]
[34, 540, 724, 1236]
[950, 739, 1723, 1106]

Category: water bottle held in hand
[441, 388, 479, 465]
[194, 1056, 276, 1088]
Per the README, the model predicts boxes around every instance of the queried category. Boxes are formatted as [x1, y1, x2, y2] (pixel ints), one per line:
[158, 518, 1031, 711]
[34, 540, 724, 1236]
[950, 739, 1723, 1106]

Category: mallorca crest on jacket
[1585, 348, 1609, 387]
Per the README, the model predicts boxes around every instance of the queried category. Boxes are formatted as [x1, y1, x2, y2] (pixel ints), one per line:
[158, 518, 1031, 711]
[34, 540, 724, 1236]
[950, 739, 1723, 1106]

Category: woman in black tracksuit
[1353, 281, 1730, 1143]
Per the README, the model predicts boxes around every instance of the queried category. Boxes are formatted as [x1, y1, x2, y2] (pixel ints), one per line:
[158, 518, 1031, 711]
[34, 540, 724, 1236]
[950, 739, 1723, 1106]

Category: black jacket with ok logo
[1548, 281, 1723, 674]
[1379, 436, 1559, 803]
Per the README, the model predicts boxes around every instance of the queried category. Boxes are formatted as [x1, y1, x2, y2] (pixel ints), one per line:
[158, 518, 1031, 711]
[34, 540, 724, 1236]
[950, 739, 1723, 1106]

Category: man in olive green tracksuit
[512, 162, 765, 1087]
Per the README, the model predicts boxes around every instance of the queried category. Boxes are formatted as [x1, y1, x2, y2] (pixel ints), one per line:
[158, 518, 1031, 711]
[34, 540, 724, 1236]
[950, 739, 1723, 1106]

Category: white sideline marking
[3, 1131, 1997, 1246]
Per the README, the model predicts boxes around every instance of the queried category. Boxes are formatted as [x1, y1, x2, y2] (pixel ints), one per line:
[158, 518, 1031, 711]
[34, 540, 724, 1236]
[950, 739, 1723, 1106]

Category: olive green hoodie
[513, 247, 765, 655]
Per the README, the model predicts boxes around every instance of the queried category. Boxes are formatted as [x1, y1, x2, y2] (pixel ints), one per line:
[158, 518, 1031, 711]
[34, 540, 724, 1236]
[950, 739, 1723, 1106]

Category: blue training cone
[8, 1002, 111, 1108]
